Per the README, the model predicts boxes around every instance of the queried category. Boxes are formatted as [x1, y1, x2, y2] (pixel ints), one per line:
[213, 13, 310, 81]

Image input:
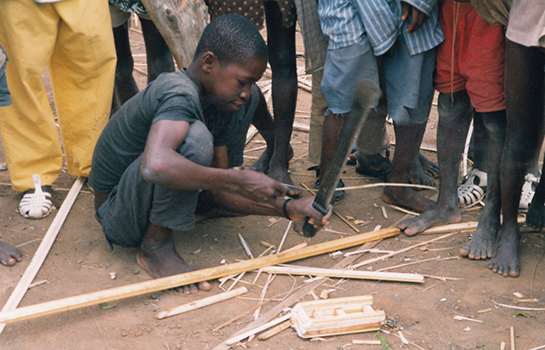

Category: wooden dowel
[0, 227, 400, 325]
[0, 176, 86, 334]
[510, 326, 515, 350]
[155, 287, 248, 319]
[260, 266, 424, 283]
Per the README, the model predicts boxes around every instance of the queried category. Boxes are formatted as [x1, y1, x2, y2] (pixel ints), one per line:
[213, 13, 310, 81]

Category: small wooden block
[290, 295, 385, 338]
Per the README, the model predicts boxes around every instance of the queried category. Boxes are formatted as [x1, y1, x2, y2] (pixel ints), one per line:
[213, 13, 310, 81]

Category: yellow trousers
[0, 0, 116, 192]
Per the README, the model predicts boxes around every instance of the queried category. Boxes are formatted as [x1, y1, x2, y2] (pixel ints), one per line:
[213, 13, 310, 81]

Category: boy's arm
[140, 119, 287, 203]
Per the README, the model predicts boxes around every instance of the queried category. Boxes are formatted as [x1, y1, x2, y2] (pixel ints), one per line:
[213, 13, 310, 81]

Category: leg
[263, 1, 300, 194]
[491, 40, 545, 277]
[383, 121, 435, 213]
[0, 241, 22, 266]
[398, 91, 473, 235]
[319, 112, 346, 189]
[112, 22, 139, 112]
[460, 110, 506, 259]
[140, 18, 175, 83]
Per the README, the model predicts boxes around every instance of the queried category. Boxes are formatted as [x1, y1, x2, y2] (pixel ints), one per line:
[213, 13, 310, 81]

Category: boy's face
[205, 57, 266, 111]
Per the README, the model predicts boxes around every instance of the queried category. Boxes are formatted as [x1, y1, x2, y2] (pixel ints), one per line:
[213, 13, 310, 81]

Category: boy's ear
[201, 52, 217, 73]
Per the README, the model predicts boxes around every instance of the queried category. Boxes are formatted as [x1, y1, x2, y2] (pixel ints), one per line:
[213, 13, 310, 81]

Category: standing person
[317, 0, 443, 211]
[108, 0, 175, 114]
[0, 0, 116, 219]
[0, 44, 22, 266]
[89, 14, 330, 294]
[207, 0, 302, 196]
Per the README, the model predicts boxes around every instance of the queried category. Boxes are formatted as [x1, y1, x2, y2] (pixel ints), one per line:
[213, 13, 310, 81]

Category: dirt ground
[1, 22, 545, 350]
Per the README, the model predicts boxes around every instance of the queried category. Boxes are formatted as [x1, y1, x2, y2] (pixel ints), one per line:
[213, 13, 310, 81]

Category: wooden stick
[253, 274, 275, 320]
[0, 176, 86, 334]
[257, 319, 292, 340]
[334, 210, 360, 233]
[510, 326, 516, 350]
[155, 287, 248, 319]
[260, 266, 424, 283]
[0, 227, 400, 324]
[225, 314, 291, 345]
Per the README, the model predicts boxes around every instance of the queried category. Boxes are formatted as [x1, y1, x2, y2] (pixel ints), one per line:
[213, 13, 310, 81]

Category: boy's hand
[236, 169, 288, 203]
[402, 3, 429, 34]
[285, 196, 333, 235]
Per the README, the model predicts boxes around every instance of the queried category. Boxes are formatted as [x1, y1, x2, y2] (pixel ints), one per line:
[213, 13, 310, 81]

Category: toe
[198, 281, 212, 291]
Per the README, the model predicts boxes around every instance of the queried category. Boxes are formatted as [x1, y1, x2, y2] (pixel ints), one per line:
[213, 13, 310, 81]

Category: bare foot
[419, 152, 439, 177]
[460, 206, 500, 259]
[137, 238, 211, 294]
[382, 187, 434, 213]
[398, 205, 461, 236]
[488, 225, 520, 277]
[0, 241, 22, 266]
[243, 146, 273, 173]
[409, 156, 436, 187]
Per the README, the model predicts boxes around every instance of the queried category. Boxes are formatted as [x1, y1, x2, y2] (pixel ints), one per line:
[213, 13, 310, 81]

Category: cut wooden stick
[257, 319, 292, 340]
[0, 176, 86, 334]
[156, 287, 248, 319]
[334, 210, 360, 233]
[510, 326, 516, 350]
[225, 313, 291, 345]
[0, 227, 400, 325]
[260, 266, 424, 283]
[254, 274, 275, 320]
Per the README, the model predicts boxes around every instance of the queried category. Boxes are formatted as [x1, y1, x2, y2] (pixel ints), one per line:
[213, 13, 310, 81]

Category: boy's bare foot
[460, 206, 500, 259]
[488, 225, 520, 277]
[382, 187, 434, 213]
[398, 205, 461, 236]
[419, 152, 439, 177]
[0, 242, 22, 266]
[409, 154, 436, 187]
[137, 224, 211, 294]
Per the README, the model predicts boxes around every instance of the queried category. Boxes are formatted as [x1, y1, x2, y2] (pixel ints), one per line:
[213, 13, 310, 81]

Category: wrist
[282, 197, 293, 221]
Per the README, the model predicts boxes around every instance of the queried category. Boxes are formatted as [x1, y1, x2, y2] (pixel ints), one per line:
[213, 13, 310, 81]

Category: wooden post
[0, 227, 400, 325]
[0, 177, 86, 334]
[140, 0, 208, 68]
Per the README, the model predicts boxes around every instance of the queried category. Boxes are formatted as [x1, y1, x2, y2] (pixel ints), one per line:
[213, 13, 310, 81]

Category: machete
[302, 79, 382, 237]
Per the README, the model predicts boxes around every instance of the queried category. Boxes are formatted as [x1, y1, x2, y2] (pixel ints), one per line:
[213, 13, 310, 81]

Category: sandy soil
[1, 22, 544, 350]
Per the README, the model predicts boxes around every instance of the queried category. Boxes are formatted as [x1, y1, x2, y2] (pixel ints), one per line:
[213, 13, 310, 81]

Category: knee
[481, 110, 506, 143]
[178, 121, 214, 167]
[437, 91, 472, 121]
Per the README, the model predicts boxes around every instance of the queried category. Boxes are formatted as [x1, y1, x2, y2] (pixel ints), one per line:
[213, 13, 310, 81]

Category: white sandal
[19, 174, 52, 219]
[458, 168, 487, 208]
[519, 173, 539, 212]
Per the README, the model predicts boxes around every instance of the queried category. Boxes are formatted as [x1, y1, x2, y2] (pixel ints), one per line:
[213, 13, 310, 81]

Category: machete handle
[302, 202, 329, 237]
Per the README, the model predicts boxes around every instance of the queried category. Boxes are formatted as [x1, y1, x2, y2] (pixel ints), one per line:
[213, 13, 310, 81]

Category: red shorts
[434, 0, 506, 112]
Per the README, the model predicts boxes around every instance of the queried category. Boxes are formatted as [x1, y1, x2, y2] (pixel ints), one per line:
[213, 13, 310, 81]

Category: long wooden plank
[260, 266, 424, 283]
[0, 176, 86, 334]
[0, 227, 400, 324]
[155, 287, 248, 319]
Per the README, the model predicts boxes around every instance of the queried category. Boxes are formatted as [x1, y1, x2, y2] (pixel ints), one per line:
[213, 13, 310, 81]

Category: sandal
[19, 174, 53, 219]
[519, 173, 539, 212]
[355, 151, 392, 182]
[315, 178, 345, 202]
[458, 168, 487, 208]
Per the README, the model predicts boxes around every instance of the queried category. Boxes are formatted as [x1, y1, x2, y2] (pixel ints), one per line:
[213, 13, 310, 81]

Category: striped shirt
[318, 0, 444, 56]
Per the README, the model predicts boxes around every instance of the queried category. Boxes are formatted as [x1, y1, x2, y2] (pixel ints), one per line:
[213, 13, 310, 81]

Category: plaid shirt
[318, 0, 444, 56]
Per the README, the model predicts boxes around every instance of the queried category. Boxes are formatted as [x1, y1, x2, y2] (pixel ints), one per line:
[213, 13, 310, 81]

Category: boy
[89, 14, 330, 294]
[318, 0, 443, 211]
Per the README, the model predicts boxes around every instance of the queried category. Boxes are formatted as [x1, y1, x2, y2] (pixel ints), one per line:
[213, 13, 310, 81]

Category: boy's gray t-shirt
[89, 69, 251, 194]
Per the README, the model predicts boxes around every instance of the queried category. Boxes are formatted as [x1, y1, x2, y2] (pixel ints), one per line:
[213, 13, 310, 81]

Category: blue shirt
[319, 0, 443, 56]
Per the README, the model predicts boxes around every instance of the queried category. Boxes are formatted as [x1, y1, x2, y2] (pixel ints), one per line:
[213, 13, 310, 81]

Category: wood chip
[454, 315, 482, 323]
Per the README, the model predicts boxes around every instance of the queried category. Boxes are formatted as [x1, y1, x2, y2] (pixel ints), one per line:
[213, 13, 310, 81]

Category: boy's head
[193, 14, 268, 111]
[194, 14, 268, 66]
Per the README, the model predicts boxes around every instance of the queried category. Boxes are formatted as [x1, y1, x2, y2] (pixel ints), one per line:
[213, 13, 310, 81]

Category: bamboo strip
[0, 176, 86, 334]
[260, 266, 424, 283]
